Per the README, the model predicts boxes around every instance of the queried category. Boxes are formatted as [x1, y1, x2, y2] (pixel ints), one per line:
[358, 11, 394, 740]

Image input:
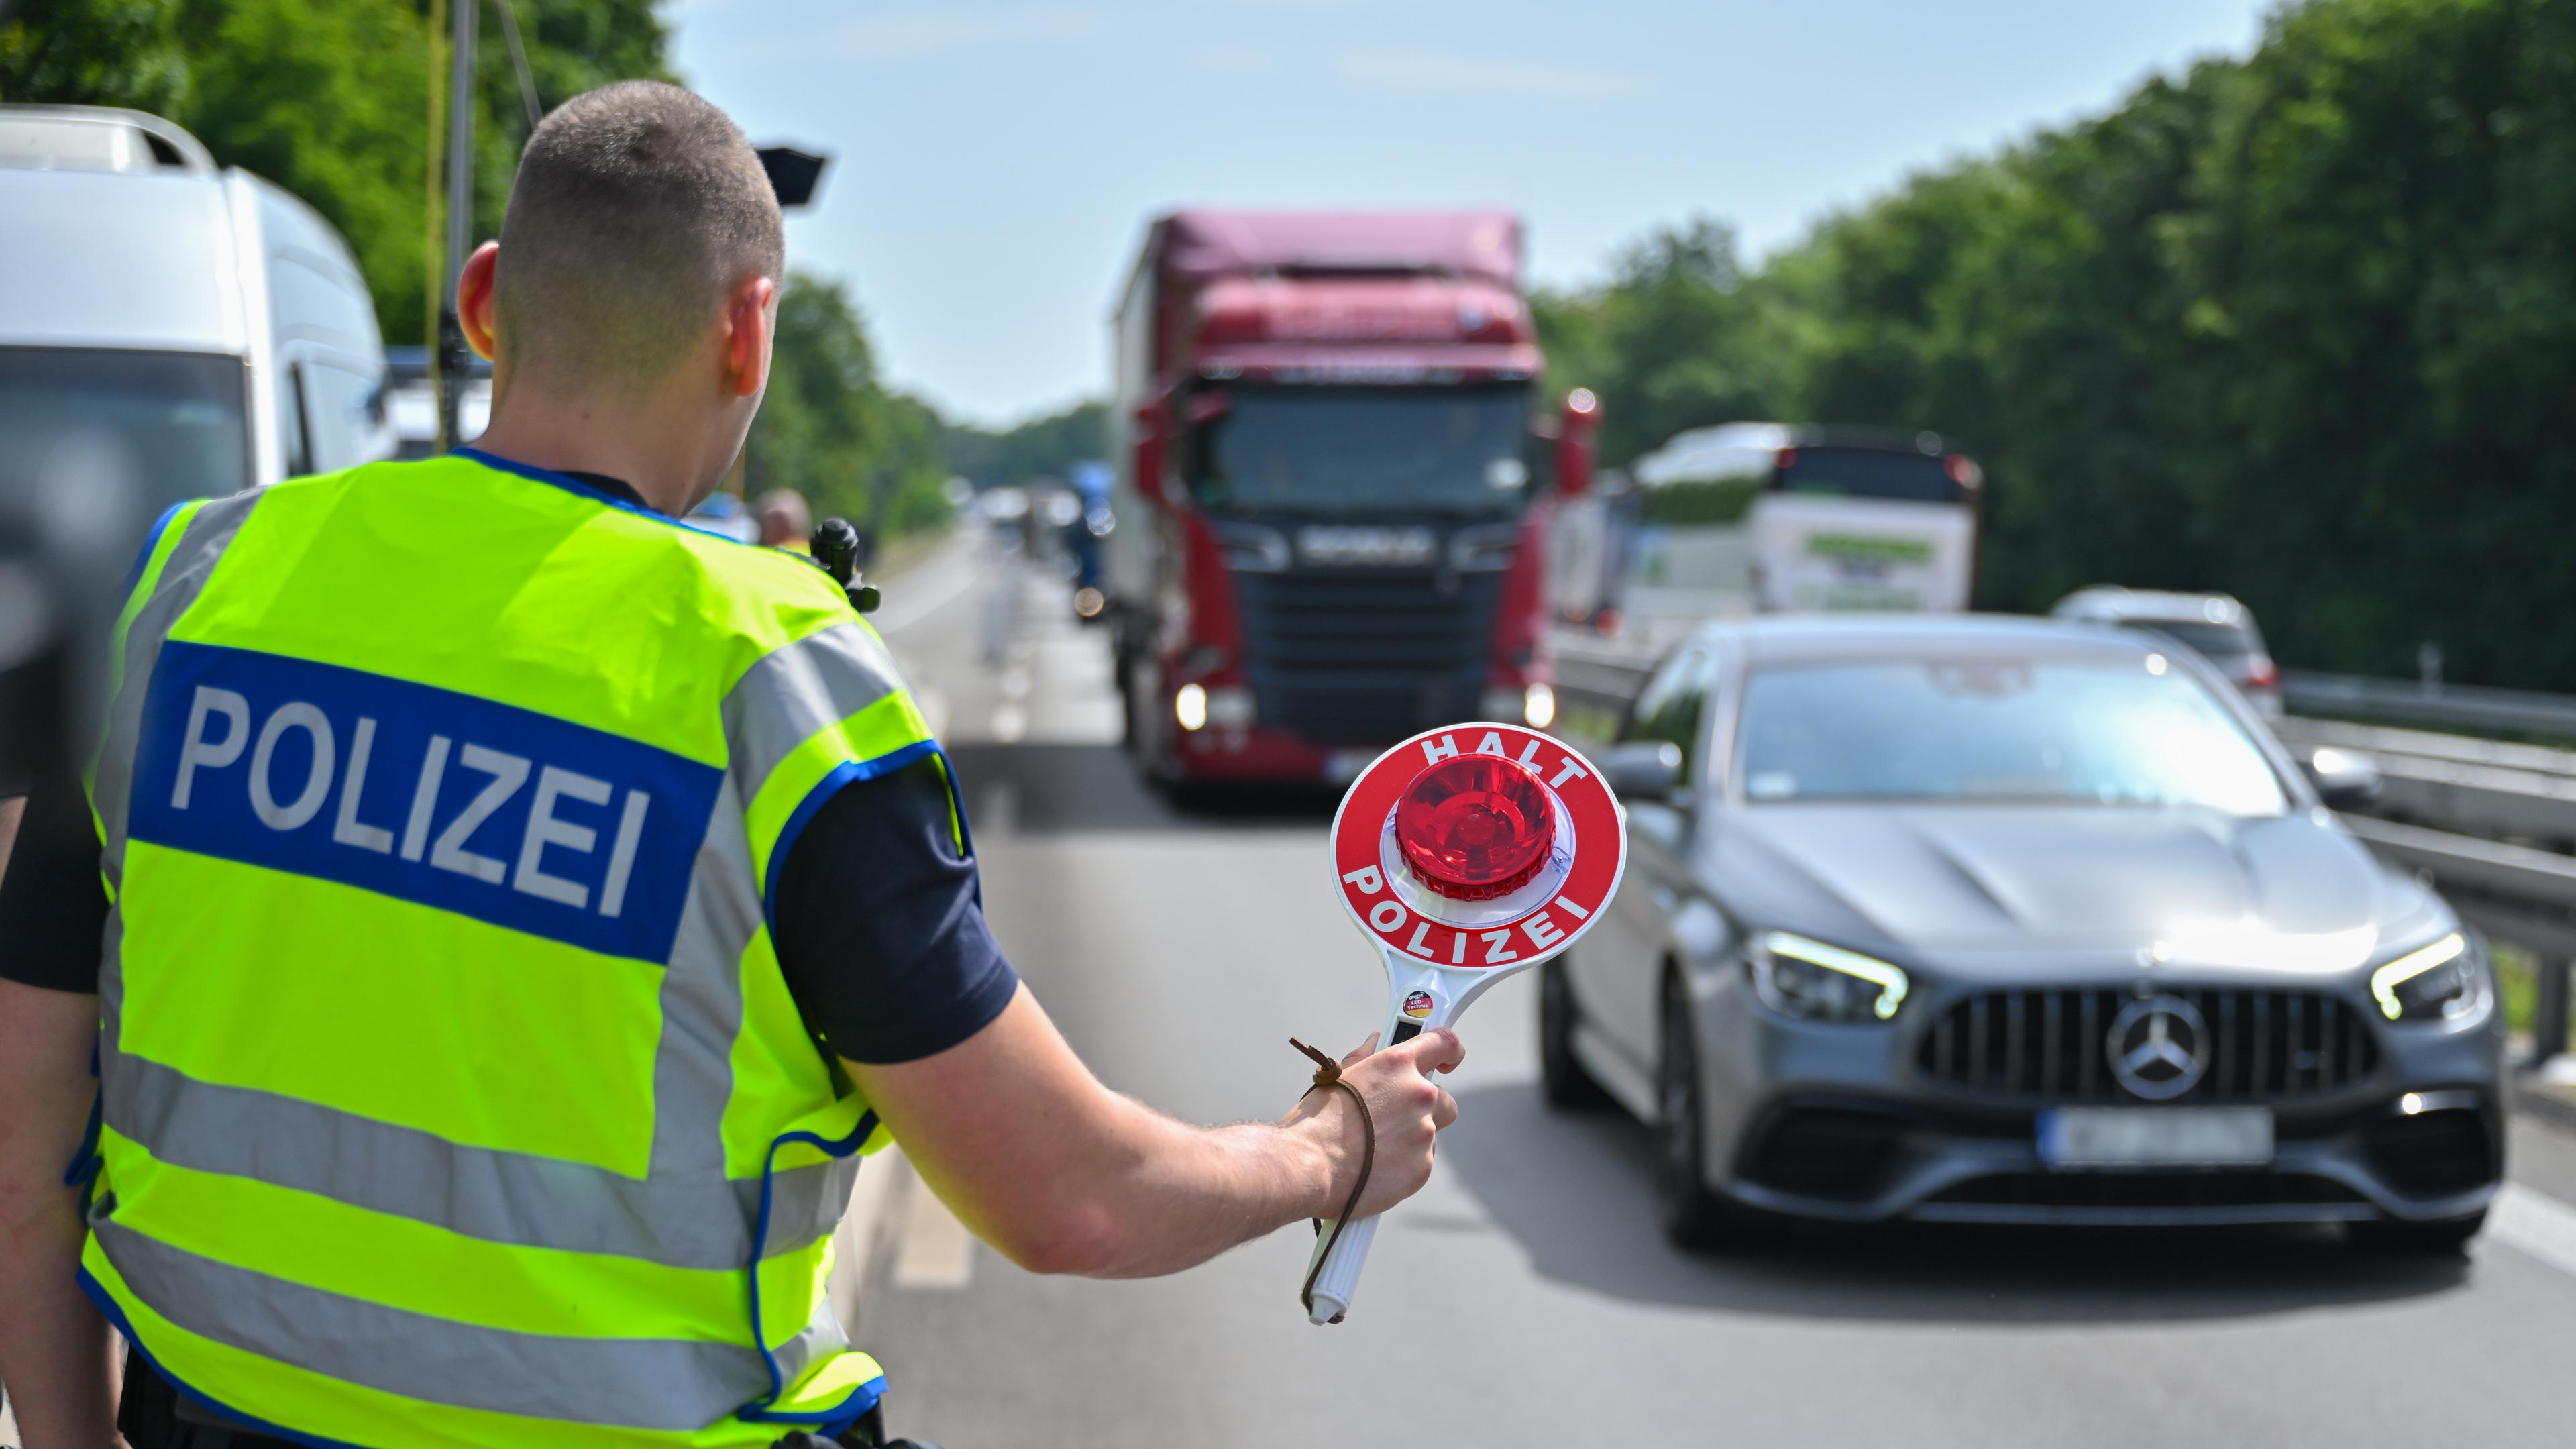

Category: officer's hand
[1285, 1028, 1466, 1220]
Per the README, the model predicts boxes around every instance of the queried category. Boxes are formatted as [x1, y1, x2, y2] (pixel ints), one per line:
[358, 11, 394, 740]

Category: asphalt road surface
[855, 533, 2576, 1449]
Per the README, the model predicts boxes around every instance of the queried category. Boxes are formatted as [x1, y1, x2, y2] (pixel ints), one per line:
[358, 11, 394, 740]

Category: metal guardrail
[2284, 669, 2576, 738]
[1552, 636, 1656, 724]
[1549, 635, 2576, 1063]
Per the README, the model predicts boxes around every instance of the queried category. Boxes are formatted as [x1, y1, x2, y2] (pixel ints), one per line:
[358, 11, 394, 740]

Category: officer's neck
[472, 377, 739, 518]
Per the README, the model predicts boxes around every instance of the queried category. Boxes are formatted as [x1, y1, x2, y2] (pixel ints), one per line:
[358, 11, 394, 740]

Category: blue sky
[668, 0, 2273, 425]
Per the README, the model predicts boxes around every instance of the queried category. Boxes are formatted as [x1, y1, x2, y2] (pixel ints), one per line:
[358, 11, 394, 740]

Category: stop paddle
[1303, 722, 1627, 1324]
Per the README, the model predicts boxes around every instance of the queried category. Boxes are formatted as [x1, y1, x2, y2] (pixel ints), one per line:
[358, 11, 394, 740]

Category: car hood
[1709, 803, 2440, 958]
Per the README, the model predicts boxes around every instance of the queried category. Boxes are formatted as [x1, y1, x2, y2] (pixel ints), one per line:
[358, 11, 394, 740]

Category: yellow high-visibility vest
[79, 450, 947, 1448]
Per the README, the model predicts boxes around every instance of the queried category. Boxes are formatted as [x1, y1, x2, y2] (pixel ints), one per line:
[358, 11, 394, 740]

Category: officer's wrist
[1279, 1091, 1359, 1220]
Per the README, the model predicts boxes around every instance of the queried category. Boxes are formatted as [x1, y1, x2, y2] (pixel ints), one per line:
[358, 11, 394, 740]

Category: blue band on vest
[127, 641, 722, 963]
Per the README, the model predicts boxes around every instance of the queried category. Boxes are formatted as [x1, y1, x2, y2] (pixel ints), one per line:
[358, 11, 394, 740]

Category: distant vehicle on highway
[1558, 614, 2500, 1252]
[1105, 209, 1599, 792]
[1624, 424, 1982, 629]
[0, 105, 396, 502]
[2053, 586, 2283, 717]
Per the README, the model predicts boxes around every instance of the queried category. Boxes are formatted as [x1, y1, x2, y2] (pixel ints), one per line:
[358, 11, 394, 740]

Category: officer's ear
[721, 274, 777, 400]
[458, 241, 503, 362]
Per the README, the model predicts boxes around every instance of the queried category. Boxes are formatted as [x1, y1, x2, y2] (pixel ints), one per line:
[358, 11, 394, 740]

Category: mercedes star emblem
[2106, 994, 2210, 1101]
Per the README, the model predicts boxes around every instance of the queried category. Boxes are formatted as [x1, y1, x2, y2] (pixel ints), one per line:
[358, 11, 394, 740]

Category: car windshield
[0, 347, 251, 511]
[1187, 386, 1532, 517]
[1737, 657, 2288, 812]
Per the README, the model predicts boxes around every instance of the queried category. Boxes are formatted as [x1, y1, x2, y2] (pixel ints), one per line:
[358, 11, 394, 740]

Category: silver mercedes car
[1550, 615, 2504, 1251]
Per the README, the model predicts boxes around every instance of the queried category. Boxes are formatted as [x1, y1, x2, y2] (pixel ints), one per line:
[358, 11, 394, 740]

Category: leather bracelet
[1291, 1036, 1375, 1323]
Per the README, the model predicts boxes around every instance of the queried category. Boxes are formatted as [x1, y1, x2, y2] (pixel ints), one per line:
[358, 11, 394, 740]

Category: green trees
[1542, 0, 2576, 687]
[0, 0, 671, 348]
[5, 1, 954, 538]
[938, 400, 1107, 490]
[750, 274, 952, 537]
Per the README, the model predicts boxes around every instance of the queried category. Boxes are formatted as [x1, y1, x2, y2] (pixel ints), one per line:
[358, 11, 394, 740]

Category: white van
[0, 104, 396, 753]
[0, 103, 396, 508]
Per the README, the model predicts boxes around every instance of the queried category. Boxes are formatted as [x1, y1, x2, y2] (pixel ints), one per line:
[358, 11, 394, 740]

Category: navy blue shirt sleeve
[769, 754, 1018, 1064]
[0, 758, 109, 994]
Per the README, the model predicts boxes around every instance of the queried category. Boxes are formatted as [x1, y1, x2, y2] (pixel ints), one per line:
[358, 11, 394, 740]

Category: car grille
[1923, 1172, 2367, 1212]
[1915, 987, 2380, 1104]
[1234, 569, 1497, 745]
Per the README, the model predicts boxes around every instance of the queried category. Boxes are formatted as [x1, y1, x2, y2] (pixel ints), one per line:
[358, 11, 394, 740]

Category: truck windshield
[1187, 386, 1532, 517]
[0, 348, 252, 509]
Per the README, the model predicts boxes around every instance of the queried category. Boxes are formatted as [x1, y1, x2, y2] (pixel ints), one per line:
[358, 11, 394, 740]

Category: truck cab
[1106, 210, 1595, 790]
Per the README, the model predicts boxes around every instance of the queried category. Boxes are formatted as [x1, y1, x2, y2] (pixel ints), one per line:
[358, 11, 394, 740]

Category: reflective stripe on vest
[81, 455, 935, 1447]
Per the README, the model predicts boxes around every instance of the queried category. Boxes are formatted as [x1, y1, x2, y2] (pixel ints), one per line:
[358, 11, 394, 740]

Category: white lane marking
[869, 542, 985, 635]
[981, 780, 1018, 838]
[913, 685, 950, 740]
[991, 703, 1028, 743]
[825, 1144, 908, 1330]
[1000, 665, 1032, 700]
[2489, 1183, 2576, 1278]
[891, 1161, 975, 1290]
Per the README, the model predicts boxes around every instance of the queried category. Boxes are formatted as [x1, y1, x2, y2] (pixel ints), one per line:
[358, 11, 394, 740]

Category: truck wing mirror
[1556, 388, 1600, 499]
[1131, 400, 1169, 507]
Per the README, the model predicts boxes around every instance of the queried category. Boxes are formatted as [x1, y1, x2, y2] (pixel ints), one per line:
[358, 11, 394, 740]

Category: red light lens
[1774, 446, 1799, 472]
[1395, 755, 1556, 901]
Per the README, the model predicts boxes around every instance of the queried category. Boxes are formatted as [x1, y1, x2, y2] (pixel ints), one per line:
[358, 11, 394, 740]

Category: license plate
[2037, 1107, 2273, 1168]
[1324, 751, 1375, 784]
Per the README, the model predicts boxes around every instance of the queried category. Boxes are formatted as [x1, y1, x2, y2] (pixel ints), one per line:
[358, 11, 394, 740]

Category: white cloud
[1191, 44, 1275, 74]
[1336, 48, 1647, 101]
[833, 9, 1104, 60]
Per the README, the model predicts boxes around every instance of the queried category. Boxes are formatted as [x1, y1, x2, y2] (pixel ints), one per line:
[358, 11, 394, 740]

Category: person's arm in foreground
[848, 987, 1463, 1279]
[0, 978, 121, 1448]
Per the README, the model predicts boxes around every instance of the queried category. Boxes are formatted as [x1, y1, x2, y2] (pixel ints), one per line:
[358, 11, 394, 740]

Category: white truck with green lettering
[1627, 423, 1982, 620]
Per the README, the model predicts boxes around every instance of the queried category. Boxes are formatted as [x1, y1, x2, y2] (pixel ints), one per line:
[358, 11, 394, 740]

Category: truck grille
[1235, 569, 1497, 745]
[1915, 987, 2379, 1104]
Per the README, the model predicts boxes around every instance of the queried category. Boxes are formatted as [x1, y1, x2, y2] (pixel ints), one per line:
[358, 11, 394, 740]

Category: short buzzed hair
[494, 81, 783, 392]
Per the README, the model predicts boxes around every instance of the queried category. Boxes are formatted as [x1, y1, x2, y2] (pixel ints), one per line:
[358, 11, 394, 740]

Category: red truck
[1106, 209, 1597, 791]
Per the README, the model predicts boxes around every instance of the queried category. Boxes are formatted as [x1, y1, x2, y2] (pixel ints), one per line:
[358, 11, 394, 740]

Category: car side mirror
[1601, 740, 1684, 804]
[2302, 746, 2382, 810]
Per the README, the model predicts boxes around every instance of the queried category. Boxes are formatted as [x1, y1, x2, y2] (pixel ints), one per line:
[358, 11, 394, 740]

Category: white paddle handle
[1303, 1211, 1379, 1325]
[1302, 987, 1428, 1326]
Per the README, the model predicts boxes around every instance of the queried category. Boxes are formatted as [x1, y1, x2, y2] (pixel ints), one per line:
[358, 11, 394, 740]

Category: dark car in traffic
[1554, 616, 2503, 1251]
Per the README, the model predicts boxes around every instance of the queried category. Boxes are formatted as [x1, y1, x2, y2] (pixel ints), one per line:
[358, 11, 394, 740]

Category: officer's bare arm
[847, 985, 1464, 1279]
[0, 979, 125, 1448]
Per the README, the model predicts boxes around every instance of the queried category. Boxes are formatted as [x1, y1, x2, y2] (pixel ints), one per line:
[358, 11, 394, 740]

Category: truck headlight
[1481, 684, 1556, 730]
[1749, 932, 1909, 1022]
[2370, 932, 2477, 1022]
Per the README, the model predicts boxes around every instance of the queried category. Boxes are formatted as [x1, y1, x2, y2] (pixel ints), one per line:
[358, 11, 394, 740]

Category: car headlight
[2370, 932, 2478, 1022]
[1748, 931, 1910, 1022]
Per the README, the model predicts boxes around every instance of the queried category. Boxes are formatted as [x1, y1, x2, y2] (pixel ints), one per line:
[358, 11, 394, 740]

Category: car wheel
[1656, 971, 1764, 1249]
[2349, 1210, 2486, 1254]
[1538, 955, 1611, 1111]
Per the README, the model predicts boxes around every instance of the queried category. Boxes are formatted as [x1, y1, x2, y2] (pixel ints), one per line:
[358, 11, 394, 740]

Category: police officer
[0, 82, 1464, 1449]
[755, 489, 814, 555]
